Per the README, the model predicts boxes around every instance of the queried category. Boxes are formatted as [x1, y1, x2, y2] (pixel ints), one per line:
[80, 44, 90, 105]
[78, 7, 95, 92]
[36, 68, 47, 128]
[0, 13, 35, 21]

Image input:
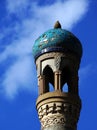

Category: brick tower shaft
[32, 21, 82, 130]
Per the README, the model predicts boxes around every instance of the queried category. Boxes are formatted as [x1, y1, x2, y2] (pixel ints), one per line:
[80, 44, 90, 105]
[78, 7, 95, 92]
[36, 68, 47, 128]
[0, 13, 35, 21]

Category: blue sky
[0, 0, 97, 130]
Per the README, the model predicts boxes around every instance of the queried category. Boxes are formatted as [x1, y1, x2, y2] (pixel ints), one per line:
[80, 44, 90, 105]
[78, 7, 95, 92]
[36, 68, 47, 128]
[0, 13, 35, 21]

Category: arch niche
[43, 65, 54, 93]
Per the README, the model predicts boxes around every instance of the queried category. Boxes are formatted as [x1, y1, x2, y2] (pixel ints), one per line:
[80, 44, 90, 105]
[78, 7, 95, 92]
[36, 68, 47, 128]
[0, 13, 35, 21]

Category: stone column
[54, 71, 62, 91]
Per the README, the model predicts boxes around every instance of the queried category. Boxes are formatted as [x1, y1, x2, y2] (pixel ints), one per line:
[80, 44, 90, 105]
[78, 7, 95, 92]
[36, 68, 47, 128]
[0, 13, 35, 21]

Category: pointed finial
[54, 21, 61, 29]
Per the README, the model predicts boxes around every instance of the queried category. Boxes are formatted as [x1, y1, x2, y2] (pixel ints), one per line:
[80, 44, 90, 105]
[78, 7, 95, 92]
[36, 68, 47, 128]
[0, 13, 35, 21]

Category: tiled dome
[32, 22, 82, 60]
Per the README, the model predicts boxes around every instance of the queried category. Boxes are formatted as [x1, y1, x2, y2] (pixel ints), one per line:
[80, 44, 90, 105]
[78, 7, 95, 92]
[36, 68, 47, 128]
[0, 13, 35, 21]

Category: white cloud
[0, 0, 89, 99]
[2, 56, 37, 99]
[32, 0, 89, 29]
[79, 64, 97, 86]
[6, 0, 29, 14]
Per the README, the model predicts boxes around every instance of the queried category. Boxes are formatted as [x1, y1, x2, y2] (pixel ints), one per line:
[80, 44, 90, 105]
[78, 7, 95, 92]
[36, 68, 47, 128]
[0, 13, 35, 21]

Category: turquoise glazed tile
[32, 28, 82, 60]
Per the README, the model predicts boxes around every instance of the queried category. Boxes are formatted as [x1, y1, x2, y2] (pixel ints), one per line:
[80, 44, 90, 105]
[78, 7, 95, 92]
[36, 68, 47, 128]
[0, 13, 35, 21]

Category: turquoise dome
[32, 27, 82, 60]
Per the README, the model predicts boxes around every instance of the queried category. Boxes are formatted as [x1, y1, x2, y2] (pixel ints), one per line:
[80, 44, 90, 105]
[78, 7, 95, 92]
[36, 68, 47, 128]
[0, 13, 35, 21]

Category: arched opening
[49, 83, 54, 92]
[62, 83, 68, 92]
[43, 65, 54, 93]
[61, 67, 71, 92]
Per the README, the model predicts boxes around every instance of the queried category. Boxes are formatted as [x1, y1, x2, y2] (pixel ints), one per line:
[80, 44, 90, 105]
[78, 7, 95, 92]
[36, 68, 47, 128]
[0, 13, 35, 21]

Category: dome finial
[54, 21, 61, 29]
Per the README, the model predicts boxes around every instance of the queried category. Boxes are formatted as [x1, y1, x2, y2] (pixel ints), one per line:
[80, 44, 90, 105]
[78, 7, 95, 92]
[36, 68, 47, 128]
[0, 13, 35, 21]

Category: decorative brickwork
[36, 91, 81, 130]
[39, 101, 80, 129]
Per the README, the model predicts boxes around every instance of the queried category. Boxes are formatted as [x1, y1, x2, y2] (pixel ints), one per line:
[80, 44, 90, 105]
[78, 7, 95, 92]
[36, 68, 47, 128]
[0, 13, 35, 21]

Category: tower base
[36, 91, 81, 130]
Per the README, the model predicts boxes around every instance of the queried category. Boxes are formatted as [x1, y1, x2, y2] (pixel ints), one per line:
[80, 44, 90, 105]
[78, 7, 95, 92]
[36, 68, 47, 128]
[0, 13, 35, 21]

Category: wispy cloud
[79, 64, 97, 86]
[6, 0, 29, 14]
[0, 0, 89, 99]
[2, 56, 37, 98]
[32, 0, 89, 29]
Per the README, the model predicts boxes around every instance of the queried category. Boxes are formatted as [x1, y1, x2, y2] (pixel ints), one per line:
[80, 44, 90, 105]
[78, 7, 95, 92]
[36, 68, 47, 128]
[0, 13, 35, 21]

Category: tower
[32, 21, 83, 130]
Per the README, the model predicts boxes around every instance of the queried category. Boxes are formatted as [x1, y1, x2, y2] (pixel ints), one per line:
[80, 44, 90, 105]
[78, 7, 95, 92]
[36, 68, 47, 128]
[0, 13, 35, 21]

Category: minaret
[32, 21, 83, 130]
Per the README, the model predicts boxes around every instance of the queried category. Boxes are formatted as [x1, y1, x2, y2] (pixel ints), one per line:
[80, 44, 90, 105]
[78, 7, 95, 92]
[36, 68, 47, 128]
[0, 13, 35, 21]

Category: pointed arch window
[62, 83, 68, 92]
[43, 65, 54, 93]
[61, 66, 71, 93]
